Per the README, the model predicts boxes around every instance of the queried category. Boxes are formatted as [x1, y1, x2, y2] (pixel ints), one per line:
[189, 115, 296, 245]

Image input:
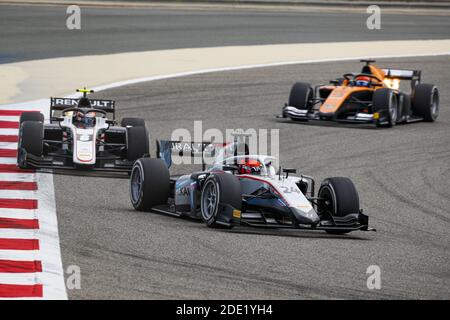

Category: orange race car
[279, 60, 439, 127]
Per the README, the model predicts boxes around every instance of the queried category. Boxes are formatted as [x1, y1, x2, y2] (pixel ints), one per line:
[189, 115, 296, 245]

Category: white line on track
[34, 172, 67, 300]
[0, 129, 18, 135]
[0, 107, 66, 299]
[0, 208, 37, 220]
[0, 190, 36, 199]
[0, 158, 18, 165]
[0, 229, 39, 239]
[66, 52, 450, 99]
[0, 250, 38, 261]
[0, 173, 35, 182]
[0, 142, 18, 149]
[0, 116, 19, 122]
[0, 273, 41, 286]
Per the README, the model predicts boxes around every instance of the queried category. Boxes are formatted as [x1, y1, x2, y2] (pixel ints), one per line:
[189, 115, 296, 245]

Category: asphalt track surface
[54, 55, 450, 299]
[2, 4, 450, 63]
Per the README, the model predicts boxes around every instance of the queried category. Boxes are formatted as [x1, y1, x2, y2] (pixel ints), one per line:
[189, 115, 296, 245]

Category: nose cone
[290, 207, 320, 225]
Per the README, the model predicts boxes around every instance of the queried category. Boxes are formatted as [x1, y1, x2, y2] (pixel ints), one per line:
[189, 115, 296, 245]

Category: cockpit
[234, 156, 277, 176]
[72, 111, 96, 128]
[63, 109, 103, 129]
[210, 141, 277, 176]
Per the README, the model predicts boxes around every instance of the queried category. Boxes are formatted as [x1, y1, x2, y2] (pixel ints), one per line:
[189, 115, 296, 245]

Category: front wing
[280, 105, 378, 124]
[18, 148, 133, 178]
[235, 208, 374, 233]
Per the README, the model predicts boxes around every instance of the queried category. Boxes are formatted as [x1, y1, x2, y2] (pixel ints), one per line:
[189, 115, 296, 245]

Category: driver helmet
[73, 111, 96, 127]
[84, 112, 96, 127]
[237, 158, 262, 174]
[74, 111, 84, 123]
[355, 76, 371, 87]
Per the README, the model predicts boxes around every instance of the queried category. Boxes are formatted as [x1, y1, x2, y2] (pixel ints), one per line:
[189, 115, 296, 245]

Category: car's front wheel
[17, 121, 44, 169]
[285, 82, 314, 121]
[200, 173, 241, 229]
[373, 88, 398, 128]
[317, 177, 360, 235]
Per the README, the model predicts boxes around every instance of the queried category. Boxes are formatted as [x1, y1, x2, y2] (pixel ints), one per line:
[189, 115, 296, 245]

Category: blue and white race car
[129, 139, 374, 234]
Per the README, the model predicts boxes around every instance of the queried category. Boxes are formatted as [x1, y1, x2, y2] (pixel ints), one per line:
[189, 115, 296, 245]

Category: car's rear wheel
[17, 121, 43, 168]
[126, 126, 149, 161]
[201, 173, 241, 229]
[121, 117, 146, 128]
[318, 177, 359, 235]
[130, 158, 170, 211]
[412, 84, 439, 122]
[19, 111, 44, 125]
[373, 88, 398, 128]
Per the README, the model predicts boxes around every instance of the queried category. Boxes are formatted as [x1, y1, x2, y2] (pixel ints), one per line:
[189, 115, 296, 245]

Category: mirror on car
[283, 168, 297, 178]
[223, 165, 239, 173]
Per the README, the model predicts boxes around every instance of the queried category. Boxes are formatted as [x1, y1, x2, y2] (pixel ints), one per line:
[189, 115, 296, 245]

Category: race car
[17, 88, 149, 176]
[279, 60, 439, 127]
[129, 138, 374, 234]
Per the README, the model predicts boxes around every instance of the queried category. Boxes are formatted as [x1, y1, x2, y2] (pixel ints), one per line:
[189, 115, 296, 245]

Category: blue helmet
[355, 76, 371, 87]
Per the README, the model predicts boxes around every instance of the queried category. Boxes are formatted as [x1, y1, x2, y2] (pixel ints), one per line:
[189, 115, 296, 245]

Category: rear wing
[382, 69, 421, 81]
[156, 140, 216, 170]
[50, 97, 116, 119]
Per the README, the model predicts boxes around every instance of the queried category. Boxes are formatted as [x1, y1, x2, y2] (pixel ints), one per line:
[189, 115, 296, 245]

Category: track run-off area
[0, 3, 449, 299]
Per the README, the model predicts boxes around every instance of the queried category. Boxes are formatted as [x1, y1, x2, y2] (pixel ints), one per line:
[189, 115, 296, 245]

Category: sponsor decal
[52, 98, 114, 109]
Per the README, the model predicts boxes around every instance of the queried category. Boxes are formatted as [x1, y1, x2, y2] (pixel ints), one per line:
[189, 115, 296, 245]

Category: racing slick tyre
[19, 111, 44, 125]
[17, 121, 43, 168]
[130, 158, 170, 211]
[287, 82, 313, 121]
[318, 177, 359, 235]
[200, 173, 242, 229]
[126, 126, 149, 161]
[121, 117, 146, 128]
[373, 88, 398, 128]
[412, 84, 439, 122]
